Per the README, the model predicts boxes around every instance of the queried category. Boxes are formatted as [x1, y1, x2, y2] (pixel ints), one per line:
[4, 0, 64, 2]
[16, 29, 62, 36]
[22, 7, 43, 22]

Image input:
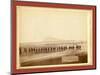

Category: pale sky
[17, 6, 92, 43]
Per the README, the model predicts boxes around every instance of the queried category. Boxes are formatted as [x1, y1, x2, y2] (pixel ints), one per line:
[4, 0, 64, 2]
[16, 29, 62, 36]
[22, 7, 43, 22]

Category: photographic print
[12, 0, 96, 74]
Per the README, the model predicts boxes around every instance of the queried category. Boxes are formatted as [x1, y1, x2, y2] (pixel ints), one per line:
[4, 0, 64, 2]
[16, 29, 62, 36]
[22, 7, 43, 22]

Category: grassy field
[20, 53, 87, 67]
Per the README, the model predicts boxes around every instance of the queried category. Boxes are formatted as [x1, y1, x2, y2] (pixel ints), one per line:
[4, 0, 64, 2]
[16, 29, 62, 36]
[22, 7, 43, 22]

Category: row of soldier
[19, 45, 81, 56]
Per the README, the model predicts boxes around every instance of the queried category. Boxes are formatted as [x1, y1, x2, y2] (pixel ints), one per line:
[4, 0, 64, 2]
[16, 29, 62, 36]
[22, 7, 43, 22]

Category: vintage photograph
[12, 1, 96, 74]
[17, 5, 92, 68]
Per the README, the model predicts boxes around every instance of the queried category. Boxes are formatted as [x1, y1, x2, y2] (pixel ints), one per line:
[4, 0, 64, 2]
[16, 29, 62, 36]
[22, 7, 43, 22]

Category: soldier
[76, 45, 81, 50]
[69, 46, 74, 50]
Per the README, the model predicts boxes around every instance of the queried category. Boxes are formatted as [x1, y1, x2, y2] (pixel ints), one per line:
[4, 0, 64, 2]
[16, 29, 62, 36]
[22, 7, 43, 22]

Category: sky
[17, 6, 92, 43]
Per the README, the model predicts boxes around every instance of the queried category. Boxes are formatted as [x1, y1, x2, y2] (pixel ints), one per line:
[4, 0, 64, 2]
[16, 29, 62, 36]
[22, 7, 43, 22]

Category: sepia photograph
[17, 5, 91, 68]
[12, 0, 96, 74]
